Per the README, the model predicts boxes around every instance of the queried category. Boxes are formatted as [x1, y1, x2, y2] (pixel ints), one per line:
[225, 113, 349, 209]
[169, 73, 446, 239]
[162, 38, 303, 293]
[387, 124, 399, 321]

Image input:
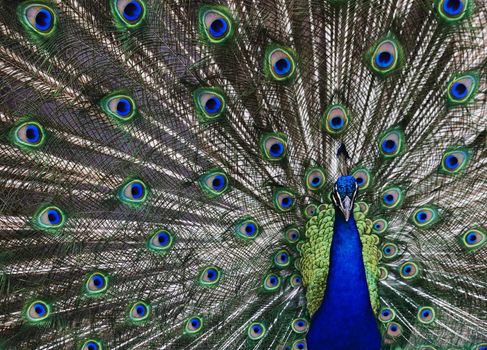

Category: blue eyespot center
[47, 209, 61, 225]
[297, 343, 305, 350]
[191, 318, 200, 328]
[330, 116, 344, 129]
[86, 343, 98, 350]
[384, 194, 395, 205]
[34, 303, 46, 316]
[445, 154, 459, 169]
[253, 325, 262, 333]
[466, 232, 477, 243]
[131, 183, 144, 199]
[294, 277, 301, 283]
[384, 247, 391, 254]
[382, 139, 397, 153]
[416, 211, 428, 222]
[204, 97, 221, 114]
[209, 18, 228, 37]
[390, 325, 398, 332]
[123, 1, 143, 21]
[206, 268, 217, 281]
[374, 224, 380, 229]
[211, 175, 225, 191]
[135, 304, 146, 316]
[291, 233, 298, 240]
[269, 276, 277, 285]
[382, 310, 390, 317]
[376, 51, 393, 68]
[443, 0, 463, 16]
[117, 99, 132, 116]
[25, 125, 40, 142]
[421, 310, 430, 318]
[297, 321, 305, 327]
[245, 223, 256, 235]
[92, 274, 105, 289]
[157, 232, 169, 245]
[311, 176, 321, 186]
[35, 9, 52, 31]
[269, 142, 284, 157]
[280, 253, 288, 262]
[403, 266, 412, 274]
[274, 58, 291, 75]
[451, 82, 468, 99]
[356, 177, 364, 185]
[280, 196, 292, 208]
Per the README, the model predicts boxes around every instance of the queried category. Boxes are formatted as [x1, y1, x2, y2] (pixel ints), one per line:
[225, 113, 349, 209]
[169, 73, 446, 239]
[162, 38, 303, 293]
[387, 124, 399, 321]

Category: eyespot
[118, 179, 148, 205]
[459, 228, 486, 251]
[372, 218, 388, 234]
[184, 316, 204, 334]
[265, 46, 296, 81]
[381, 187, 404, 209]
[84, 272, 109, 296]
[304, 167, 326, 191]
[378, 129, 405, 158]
[263, 273, 281, 292]
[356, 202, 369, 215]
[437, 0, 470, 22]
[193, 88, 226, 124]
[440, 149, 470, 174]
[351, 168, 371, 191]
[447, 73, 478, 104]
[379, 266, 388, 280]
[322, 104, 350, 135]
[128, 301, 150, 323]
[303, 204, 318, 219]
[399, 261, 420, 280]
[273, 188, 295, 212]
[25, 300, 50, 323]
[247, 322, 266, 340]
[34, 205, 66, 232]
[292, 339, 307, 350]
[260, 133, 288, 161]
[11, 121, 46, 149]
[289, 273, 302, 288]
[382, 243, 398, 259]
[379, 307, 396, 322]
[81, 340, 103, 350]
[199, 7, 234, 44]
[412, 206, 439, 228]
[199, 266, 222, 286]
[147, 229, 174, 253]
[473, 343, 487, 350]
[284, 226, 300, 243]
[367, 36, 403, 76]
[198, 168, 230, 198]
[100, 93, 137, 122]
[112, 0, 146, 28]
[417, 306, 435, 324]
[386, 322, 402, 337]
[291, 318, 309, 333]
[234, 217, 261, 240]
[273, 249, 291, 268]
[20, 4, 57, 36]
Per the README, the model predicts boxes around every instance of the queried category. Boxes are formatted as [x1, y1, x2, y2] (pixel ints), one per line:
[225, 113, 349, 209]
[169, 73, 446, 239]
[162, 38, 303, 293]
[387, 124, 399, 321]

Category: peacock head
[332, 175, 358, 222]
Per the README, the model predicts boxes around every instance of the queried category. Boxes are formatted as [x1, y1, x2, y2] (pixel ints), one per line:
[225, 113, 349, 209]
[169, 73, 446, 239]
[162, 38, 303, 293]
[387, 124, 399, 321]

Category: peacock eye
[200, 7, 234, 43]
[81, 340, 103, 350]
[352, 168, 371, 191]
[322, 104, 350, 135]
[265, 46, 296, 81]
[273, 188, 295, 212]
[386, 322, 402, 337]
[198, 266, 222, 286]
[118, 179, 148, 205]
[193, 88, 226, 124]
[291, 318, 309, 333]
[367, 36, 403, 76]
[447, 73, 478, 105]
[184, 316, 204, 334]
[379, 266, 388, 280]
[381, 187, 404, 209]
[356, 202, 369, 215]
[379, 307, 396, 322]
[399, 261, 420, 280]
[437, 0, 470, 22]
[113, 0, 146, 27]
[260, 133, 288, 161]
[85, 272, 109, 296]
[292, 339, 308, 350]
[440, 149, 470, 174]
[304, 167, 326, 191]
[34, 205, 66, 231]
[417, 306, 435, 324]
[273, 249, 291, 268]
[263, 273, 281, 292]
[378, 129, 405, 158]
[234, 217, 261, 240]
[247, 322, 267, 340]
[147, 229, 174, 253]
[372, 218, 388, 234]
[412, 206, 439, 228]
[382, 243, 398, 259]
[12, 121, 46, 149]
[25, 300, 50, 323]
[289, 273, 302, 288]
[284, 226, 300, 243]
[198, 168, 230, 198]
[129, 301, 150, 323]
[20, 4, 57, 36]
[459, 228, 486, 252]
[100, 93, 137, 122]
[303, 204, 317, 219]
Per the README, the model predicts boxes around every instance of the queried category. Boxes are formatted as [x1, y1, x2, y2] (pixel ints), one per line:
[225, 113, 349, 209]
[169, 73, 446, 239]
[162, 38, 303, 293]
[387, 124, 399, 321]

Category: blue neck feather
[306, 210, 382, 350]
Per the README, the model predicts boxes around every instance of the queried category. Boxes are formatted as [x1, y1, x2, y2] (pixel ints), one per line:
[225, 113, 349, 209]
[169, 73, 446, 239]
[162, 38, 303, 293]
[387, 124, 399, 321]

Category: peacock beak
[340, 196, 353, 222]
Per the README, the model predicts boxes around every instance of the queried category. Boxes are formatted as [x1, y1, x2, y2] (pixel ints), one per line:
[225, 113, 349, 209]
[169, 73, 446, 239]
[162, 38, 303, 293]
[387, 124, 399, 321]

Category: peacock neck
[306, 210, 381, 350]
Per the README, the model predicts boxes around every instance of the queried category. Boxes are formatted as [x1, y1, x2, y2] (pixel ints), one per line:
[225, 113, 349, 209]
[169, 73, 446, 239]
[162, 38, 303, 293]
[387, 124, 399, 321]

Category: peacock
[0, 0, 486, 349]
